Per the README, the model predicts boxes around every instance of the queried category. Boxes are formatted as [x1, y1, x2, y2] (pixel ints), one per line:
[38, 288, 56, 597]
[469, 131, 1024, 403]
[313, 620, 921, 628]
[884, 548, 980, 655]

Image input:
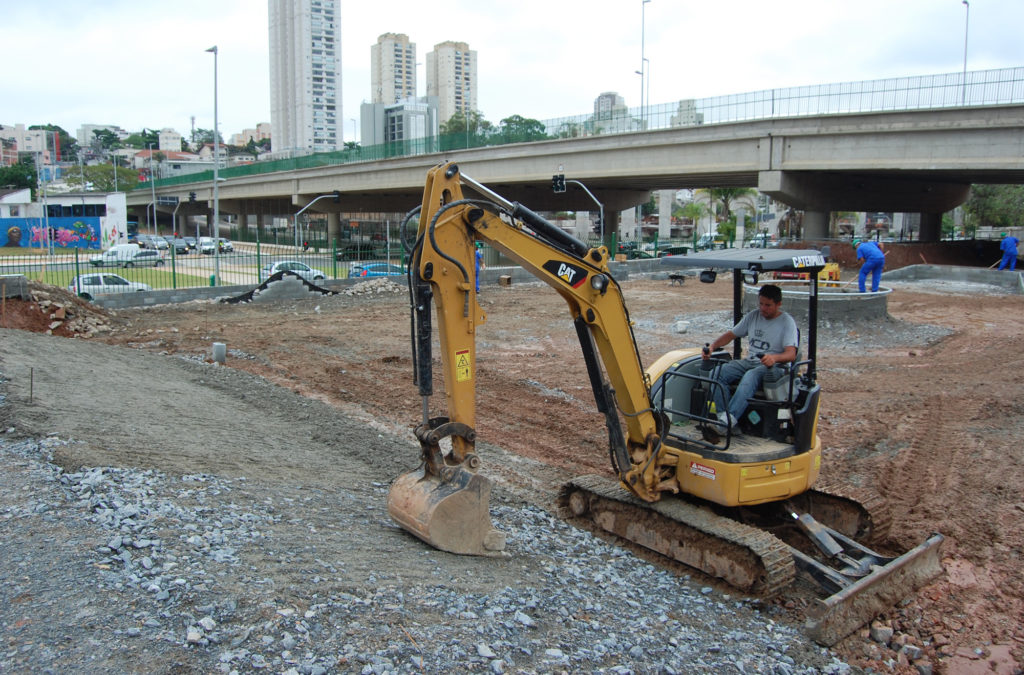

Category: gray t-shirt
[731, 310, 799, 361]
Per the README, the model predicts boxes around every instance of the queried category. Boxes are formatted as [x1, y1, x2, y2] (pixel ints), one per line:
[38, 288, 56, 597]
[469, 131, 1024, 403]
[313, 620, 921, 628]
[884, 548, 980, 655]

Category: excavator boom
[387, 162, 666, 556]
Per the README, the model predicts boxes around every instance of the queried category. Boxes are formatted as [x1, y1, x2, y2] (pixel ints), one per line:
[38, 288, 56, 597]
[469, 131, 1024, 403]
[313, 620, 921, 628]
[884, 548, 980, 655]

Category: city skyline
[3, 0, 1023, 144]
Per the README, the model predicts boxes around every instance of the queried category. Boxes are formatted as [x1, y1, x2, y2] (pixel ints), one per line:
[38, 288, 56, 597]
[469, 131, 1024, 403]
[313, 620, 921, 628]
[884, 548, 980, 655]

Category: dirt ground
[3, 270, 1024, 674]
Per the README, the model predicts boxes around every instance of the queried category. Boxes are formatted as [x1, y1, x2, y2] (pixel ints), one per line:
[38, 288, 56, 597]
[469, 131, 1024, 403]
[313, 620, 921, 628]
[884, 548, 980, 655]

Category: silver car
[260, 260, 326, 282]
[68, 273, 152, 301]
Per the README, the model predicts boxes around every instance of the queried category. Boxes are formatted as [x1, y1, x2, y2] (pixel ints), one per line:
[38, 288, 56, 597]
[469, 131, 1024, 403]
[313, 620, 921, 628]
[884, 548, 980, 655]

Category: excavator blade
[803, 533, 944, 646]
[387, 464, 507, 557]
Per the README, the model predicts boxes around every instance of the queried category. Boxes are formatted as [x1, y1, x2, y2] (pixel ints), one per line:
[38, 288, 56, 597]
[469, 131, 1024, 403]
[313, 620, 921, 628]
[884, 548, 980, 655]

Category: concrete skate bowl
[742, 280, 892, 323]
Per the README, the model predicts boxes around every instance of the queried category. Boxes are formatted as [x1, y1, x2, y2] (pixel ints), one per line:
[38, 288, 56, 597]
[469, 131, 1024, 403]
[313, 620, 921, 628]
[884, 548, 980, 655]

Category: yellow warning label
[455, 349, 472, 382]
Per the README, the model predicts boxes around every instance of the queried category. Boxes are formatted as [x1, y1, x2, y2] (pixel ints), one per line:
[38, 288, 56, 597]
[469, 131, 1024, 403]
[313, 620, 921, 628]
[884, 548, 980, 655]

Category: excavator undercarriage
[559, 475, 943, 645]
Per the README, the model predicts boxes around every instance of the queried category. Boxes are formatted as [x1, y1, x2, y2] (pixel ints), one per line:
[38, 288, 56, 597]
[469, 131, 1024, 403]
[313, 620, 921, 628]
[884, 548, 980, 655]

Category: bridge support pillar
[803, 210, 829, 239]
[658, 190, 674, 240]
[603, 210, 620, 248]
[918, 212, 943, 243]
[327, 212, 341, 247]
[256, 212, 266, 241]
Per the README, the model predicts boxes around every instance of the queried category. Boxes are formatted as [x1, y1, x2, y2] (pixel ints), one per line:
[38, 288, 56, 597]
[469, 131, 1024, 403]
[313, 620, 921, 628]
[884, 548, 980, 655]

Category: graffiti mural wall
[0, 218, 102, 249]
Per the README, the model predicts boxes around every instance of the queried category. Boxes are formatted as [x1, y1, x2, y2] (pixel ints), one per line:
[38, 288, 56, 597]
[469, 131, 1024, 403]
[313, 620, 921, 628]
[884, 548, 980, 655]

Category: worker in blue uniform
[998, 232, 1019, 271]
[854, 238, 886, 293]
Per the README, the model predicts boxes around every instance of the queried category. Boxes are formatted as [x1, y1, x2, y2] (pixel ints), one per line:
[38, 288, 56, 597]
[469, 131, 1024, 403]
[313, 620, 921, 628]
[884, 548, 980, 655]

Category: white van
[89, 243, 142, 267]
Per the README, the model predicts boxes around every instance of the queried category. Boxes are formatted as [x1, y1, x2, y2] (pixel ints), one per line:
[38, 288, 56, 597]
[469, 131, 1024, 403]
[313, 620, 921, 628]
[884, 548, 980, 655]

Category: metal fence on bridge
[146, 66, 1024, 190]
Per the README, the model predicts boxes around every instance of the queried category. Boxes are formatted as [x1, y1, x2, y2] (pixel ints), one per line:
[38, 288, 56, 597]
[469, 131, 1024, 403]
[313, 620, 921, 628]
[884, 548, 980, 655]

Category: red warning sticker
[689, 461, 716, 480]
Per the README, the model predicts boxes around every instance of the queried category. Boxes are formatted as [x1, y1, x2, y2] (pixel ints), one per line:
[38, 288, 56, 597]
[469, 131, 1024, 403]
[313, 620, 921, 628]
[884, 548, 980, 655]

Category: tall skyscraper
[268, 0, 342, 154]
[426, 41, 477, 126]
[371, 33, 416, 105]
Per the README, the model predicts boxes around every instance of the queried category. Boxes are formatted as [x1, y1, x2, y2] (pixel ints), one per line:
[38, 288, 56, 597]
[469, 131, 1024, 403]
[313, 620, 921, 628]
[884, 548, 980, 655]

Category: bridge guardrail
[143, 66, 1024, 190]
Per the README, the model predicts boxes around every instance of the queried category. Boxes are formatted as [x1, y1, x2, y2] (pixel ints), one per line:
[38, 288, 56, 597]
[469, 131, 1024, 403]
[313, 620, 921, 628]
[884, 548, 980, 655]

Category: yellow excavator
[387, 163, 943, 645]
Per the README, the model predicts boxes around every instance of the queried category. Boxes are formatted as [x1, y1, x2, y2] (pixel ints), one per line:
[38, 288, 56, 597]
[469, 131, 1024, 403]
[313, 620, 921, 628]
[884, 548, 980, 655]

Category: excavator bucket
[803, 533, 944, 646]
[387, 464, 507, 557]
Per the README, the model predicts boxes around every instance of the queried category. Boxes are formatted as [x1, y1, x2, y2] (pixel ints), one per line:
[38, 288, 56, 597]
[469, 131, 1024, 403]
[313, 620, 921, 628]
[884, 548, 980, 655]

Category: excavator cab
[647, 248, 829, 506]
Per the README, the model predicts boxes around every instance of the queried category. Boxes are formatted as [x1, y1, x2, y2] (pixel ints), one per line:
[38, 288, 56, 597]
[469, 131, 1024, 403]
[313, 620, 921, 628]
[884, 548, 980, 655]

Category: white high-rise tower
[371, 33, 417, 105]
[269, 0, 342, 154]
[426, 41, 477, 126]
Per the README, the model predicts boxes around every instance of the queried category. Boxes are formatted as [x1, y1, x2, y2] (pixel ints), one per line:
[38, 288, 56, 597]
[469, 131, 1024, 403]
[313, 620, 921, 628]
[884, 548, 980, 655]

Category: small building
[0, 191, 127, 250]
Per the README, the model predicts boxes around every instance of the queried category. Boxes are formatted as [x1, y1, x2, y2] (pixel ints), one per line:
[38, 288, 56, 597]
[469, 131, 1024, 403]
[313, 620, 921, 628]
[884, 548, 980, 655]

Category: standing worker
[854, 238, 886, 293]
[998, 232, 1019, 271]
[474, 242, 485, 292]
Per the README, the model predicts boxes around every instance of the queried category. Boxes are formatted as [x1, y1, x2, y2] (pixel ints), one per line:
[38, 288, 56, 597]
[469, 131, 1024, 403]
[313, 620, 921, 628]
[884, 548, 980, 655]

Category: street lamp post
[147, 142, 156, 235]
[639, 0, 651, 126]
[961, 0, 970, 106]
[206, 45, 220, 286]
[565, 179, 605, 245]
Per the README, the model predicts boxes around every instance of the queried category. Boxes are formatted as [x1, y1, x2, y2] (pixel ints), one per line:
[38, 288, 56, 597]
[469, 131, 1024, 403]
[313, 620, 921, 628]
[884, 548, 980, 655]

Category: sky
[3, 0, 1022, 144]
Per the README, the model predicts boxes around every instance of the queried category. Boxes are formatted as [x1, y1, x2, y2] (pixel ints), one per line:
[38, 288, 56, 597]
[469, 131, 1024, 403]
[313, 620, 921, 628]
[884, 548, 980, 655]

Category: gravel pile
[340, 278, 406, 296]
[0, 433, 852, 674]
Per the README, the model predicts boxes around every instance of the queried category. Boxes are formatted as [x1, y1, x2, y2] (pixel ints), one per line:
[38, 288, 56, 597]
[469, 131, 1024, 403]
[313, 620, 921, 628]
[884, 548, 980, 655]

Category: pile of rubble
[0, 281, 113, 338]
[340, 278, 405, 296]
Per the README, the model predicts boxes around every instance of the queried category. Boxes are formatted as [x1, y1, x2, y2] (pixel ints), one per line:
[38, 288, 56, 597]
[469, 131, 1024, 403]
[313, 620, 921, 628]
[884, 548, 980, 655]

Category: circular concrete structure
[742, 280, 892, 322]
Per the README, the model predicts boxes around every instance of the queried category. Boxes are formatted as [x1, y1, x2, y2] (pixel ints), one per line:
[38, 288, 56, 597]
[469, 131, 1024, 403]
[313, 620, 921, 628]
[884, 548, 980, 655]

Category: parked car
[68, 273, 151, 301]
[260, 260, 326, 282]
[349, 263, 406, 278]
[658, 245, 690, 257]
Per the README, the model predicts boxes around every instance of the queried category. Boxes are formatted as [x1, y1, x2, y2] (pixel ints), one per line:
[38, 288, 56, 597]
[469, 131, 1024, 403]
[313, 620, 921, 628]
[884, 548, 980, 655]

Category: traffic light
[333, 190, 341, 203]
[189, 191, 197, 202]
[552, 174, 566, 193]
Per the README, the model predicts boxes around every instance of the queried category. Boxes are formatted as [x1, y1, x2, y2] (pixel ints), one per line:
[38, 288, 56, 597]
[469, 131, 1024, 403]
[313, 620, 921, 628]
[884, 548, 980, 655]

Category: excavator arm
[388, 163, 670, 555]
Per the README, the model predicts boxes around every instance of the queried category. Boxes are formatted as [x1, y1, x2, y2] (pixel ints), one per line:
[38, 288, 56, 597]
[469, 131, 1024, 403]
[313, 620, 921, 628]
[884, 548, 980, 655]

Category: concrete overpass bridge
[130, 68, 1024, 242]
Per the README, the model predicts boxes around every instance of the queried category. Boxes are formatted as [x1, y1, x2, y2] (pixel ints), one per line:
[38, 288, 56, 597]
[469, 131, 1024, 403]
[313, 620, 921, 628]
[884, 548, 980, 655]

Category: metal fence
[146, 66, 1024, 190]
[0, 241, 407, 297]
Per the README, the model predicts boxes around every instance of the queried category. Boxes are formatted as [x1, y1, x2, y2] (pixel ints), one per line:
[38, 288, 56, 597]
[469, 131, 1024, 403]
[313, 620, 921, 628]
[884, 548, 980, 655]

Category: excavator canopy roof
[659, 248, 826, 273]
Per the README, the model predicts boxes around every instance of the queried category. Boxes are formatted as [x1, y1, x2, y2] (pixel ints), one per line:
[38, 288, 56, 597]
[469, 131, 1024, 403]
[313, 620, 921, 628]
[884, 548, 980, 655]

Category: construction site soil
[1, 271, 1023, 674]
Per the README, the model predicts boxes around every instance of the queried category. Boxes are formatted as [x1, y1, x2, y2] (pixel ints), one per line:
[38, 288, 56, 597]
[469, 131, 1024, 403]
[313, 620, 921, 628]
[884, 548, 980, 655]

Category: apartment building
[425, 41, 477, 126]
[268, 0, 343, 154]
[371, 33, 416, 105]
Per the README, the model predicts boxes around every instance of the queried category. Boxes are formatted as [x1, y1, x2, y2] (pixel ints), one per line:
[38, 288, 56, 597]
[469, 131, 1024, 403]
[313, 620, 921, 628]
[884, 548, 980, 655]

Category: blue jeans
[858, 258, 884, 292]
[710, 359, 768, 427]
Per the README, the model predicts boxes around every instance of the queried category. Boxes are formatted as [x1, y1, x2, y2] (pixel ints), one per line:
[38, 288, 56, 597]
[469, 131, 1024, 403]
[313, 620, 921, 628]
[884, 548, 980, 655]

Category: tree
[91, 128, 121, 152]
[681, 201, 707, 230]
[192, 128, 223, 147]
[123, 128, 160, 149]
[62, 164, 139, 192]
[440, 110, 493, 148]
[0, 158, 36, 194]
[963, 184, 1024, 232]
[710, 188, 758, 222]
[496, 115, 549, 143]
[640, 195, 657, 218]
[555, 121, 583, 139]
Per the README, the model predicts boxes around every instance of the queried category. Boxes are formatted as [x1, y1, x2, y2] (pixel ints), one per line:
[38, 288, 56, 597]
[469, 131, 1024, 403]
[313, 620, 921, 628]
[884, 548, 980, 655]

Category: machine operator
[702, 284, 799, 435]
